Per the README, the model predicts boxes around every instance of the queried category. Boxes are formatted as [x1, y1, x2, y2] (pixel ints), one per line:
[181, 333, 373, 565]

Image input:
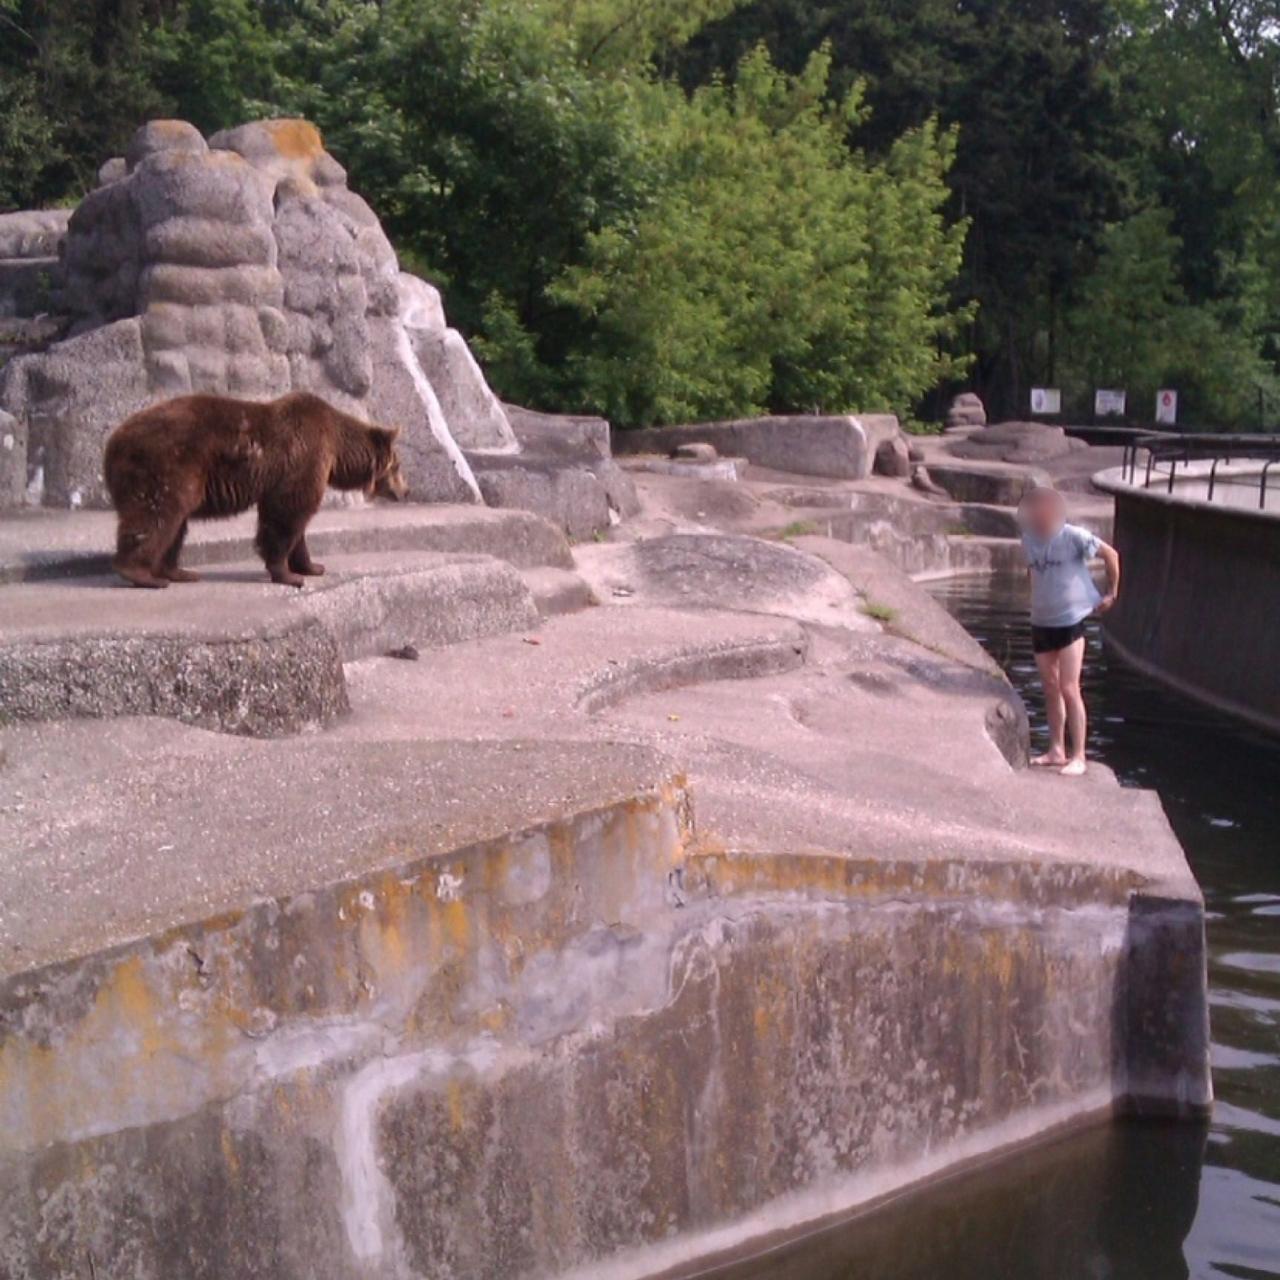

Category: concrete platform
[601, 452, 1111, 581]
[0, 448, 1210, 1280]
[0, 501, 574, 584]
[0, 551, 541, 735]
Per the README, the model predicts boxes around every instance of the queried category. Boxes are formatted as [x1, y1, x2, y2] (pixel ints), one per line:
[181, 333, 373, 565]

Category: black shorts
[1031, 621, 1086, 654]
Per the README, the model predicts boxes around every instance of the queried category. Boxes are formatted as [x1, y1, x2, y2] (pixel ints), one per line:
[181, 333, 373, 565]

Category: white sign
[1030, 387, 1061, 414]
[1155, 389, 1177, 425]
[1095, 389, 1126, 417]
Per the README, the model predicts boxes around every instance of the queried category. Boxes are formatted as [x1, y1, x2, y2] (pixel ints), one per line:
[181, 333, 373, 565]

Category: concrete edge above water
[0, 760, 1211, 1279]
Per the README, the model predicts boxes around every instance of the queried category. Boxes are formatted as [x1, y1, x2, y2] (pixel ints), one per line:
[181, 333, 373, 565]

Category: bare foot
[1031, 753, 1067, 767]
[114, 562, 169, 589]
[1060, 759, 1087, 777]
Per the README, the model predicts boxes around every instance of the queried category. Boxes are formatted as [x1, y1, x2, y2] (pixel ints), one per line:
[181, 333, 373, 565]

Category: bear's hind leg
[113, 507, 186, 589]
[287, 534, 325, 578]
[160, 520, 200, 583]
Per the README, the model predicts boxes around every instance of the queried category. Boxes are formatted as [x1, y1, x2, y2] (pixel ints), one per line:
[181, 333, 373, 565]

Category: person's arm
[1094, 540, 1120, 612]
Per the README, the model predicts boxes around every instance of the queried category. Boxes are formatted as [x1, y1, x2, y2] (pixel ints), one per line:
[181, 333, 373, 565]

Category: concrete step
[0, 501, 572, 584]
[521, 565, 597, 618]
[0, 551, 538, 735]
[918, 533, 1026, 579]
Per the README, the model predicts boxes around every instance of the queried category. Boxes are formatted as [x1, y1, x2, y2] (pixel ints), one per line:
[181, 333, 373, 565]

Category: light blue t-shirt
[1021, 522, 1102, 626]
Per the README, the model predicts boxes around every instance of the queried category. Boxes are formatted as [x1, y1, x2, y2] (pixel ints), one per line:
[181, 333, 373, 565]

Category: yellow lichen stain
[357, 873, 417, 981]
[478, 1004, 510, 1034]
[985, 932, 1020, 989]
[220, 1126, 240, 1179]
[442, 898, 470, 952]
[753, 1002, 771, 1040]
[263, 119, 324, 160]
[111, 956, 168, 1058]
[446, 1078, 467, 1132]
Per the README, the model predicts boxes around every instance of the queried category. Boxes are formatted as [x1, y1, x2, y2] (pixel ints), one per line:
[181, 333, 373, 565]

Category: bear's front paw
[269, 569, 307, 588]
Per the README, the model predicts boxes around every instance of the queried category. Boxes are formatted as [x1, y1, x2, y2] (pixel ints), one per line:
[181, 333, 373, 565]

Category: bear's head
[367, 426, 408, 502]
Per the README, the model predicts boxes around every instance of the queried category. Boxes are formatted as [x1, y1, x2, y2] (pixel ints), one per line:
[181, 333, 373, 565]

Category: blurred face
[1019, 488, 1066, 539]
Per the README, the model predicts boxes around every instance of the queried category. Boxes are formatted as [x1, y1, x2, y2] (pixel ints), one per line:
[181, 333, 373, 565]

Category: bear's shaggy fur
[104, 391, 407, 588]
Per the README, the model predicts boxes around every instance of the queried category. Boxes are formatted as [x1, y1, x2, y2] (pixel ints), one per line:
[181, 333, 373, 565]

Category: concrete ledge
[614, 415, 900, 481]
[522, 565, 597, 618]
[0, 611, 347, 736]
[504, 403, 611, 461]
[576, 626, 808, 713]
[0, 808, 1209, 1278]
[294, 553, 538, 658]
[624, 456, 748, 482]
[470, 453, 613, 539]
[0, 552, 540, 734]
[923, 460, 1048, 505]
[0, 502, 574, 584]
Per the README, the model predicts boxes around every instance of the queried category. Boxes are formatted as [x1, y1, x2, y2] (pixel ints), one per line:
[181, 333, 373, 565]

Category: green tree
[1061, 206, 1279, 425]
[553, 46, 969, 424]
[674, 0, 1140, 417]
[0, 0, 167, 209]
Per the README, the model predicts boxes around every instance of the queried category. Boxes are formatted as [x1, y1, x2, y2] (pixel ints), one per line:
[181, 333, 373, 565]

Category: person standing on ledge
[1017, 486, 1121, 777]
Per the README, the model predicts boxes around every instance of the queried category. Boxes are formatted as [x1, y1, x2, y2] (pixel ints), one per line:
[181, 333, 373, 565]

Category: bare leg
[1058, 636, 1088, 774]
[1032, 648, 1067, 765]
[287, 533, 325, 577]
[160, 520, 200, 583]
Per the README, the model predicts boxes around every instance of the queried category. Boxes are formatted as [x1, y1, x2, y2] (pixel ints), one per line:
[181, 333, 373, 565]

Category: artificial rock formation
[944, 391, 987, 432]
[0, 118, 520, 509]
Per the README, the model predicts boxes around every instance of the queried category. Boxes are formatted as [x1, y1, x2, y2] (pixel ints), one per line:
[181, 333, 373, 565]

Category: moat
[712, 574, 1280, 1280]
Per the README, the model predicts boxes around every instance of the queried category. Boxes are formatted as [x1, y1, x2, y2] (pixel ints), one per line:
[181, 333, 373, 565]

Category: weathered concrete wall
[1095, 466, 1280, 734]
[0, 770, 1209, 1280]
[614, 415, 901, 481]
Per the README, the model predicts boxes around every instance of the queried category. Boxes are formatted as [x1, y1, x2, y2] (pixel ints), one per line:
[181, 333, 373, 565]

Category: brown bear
[104, 390, 407, 588]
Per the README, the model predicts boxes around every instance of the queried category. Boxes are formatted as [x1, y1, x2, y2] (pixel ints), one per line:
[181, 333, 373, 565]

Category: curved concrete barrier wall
[1094, 465, 1280, 734]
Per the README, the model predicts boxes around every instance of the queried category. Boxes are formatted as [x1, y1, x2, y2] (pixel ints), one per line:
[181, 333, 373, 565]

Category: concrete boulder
[615, 414, 901, 481]
[0, 116, 513, 509]
[481, 403, 640, 528]
[945, 392, 986, 432]
[471, 456, 613, 540]
[949, 421, 1085, 465]
[673, 442, 718, 462]
[873, 433, 912, 478]
[0, 318, 149, 507]
[408, 326, 517, 453]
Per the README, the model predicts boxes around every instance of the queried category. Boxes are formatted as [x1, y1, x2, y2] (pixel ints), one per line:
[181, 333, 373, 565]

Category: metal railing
[1120, 432, 1280, 511]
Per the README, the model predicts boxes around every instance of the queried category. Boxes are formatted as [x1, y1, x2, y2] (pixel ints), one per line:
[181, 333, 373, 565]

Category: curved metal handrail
[1121, 431, 1280, 509]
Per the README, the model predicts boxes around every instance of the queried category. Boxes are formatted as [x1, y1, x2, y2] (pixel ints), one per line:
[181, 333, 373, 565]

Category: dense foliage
[1, 0, 1277, 426]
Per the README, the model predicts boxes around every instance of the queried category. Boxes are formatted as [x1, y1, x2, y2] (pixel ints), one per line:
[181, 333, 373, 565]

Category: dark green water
[711, 574, 1280, 1280]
